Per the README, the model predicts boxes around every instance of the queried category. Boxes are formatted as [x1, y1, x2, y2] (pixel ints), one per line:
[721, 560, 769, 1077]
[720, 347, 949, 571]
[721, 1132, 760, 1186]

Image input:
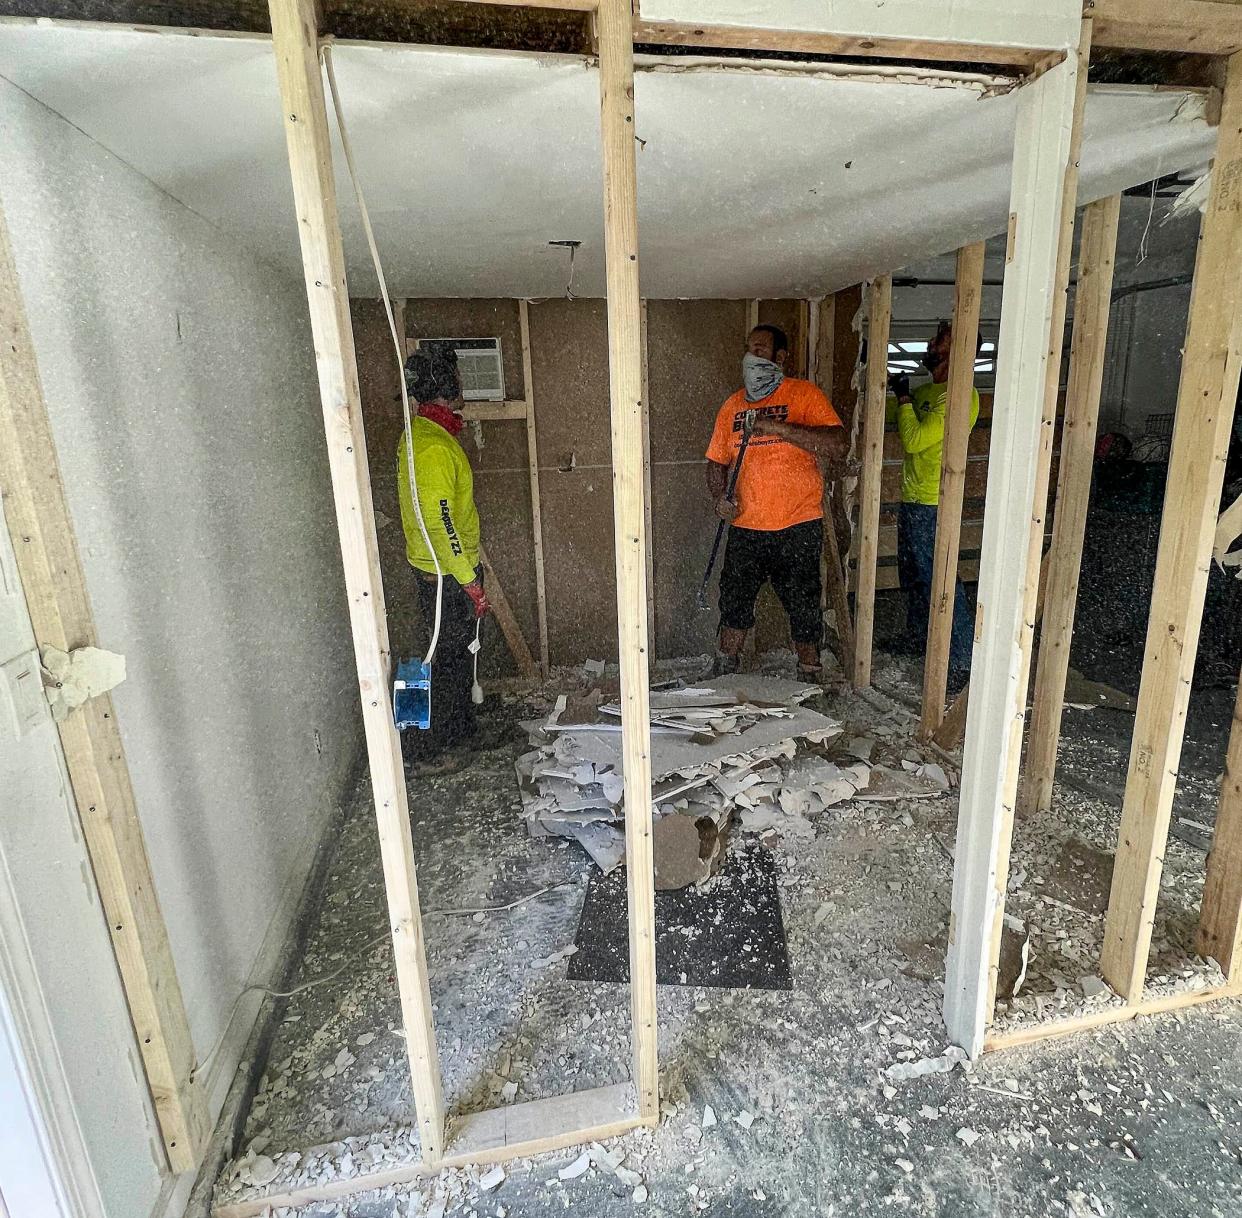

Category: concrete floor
[210, 642, 1242, 1218]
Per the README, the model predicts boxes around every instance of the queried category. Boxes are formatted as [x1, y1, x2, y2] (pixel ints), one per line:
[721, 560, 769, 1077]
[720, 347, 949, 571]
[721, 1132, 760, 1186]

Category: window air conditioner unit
[415, 336, 505, 402]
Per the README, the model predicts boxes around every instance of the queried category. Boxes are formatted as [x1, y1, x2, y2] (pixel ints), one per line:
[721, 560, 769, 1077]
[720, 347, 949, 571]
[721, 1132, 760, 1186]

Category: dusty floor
[213, 649, 1242, 1218]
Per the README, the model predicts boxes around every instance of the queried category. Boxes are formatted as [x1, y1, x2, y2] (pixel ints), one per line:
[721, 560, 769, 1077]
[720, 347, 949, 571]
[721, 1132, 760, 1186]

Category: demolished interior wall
[0, 75, 362, 1218]
[355, 295, 838, 672]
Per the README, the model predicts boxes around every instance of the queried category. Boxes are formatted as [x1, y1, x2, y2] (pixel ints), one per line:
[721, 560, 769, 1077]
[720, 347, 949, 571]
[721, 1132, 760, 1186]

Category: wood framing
[640, 299, 656, 660]
[1091, 0, 1242, 56]
[942, 42, 1082, 1057]
[918, 240, 985, 739]
[852, 275, 892, 688]
[478, 542, 539, 680]
[268, 0, 445, 1161]
[0, 189, 209, 1175]
[984, 979, 1242, 1053]
[1021, 194, 1122, 816]
[214, 1084, 641, 1218]
[1198, 672, 1242, 977]
[518, 299, 550, 676]
[1101, 51, 1242, 1003]
[598, 0, 660, 1125]
[631, 16, 1060, 72]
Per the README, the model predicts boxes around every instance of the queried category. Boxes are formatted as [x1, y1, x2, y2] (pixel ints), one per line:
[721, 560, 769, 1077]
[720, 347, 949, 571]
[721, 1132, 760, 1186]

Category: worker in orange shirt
[705, 324, 846, 679]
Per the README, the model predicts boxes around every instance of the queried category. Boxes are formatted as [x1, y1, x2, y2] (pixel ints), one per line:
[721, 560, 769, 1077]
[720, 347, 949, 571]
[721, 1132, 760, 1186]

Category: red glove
[463, 580, 490, 619]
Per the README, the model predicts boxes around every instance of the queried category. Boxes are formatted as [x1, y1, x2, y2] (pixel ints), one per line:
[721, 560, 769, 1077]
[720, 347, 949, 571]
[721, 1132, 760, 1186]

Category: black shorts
[718, 518, 823, 644]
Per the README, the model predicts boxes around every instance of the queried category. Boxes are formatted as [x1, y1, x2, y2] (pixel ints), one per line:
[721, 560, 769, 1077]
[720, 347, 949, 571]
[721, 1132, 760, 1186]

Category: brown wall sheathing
[356, 295, 862, 672]
[647, 299, 749, 658]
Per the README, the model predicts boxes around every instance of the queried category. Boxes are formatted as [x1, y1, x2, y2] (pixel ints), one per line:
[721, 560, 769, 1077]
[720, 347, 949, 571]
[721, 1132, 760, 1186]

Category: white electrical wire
[322, 42, 443, 665]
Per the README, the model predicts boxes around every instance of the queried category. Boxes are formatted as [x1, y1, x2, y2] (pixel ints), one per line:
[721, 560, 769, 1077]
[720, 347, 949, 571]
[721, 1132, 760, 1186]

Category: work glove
[714, 496, 739, 523]
[888, 372, 911, 401]
[462, 580, 491, 619]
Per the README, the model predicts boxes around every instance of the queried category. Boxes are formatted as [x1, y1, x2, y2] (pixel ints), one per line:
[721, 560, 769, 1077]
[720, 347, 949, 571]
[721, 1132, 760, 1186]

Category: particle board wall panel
[527, 297, 613, 472]
[472, 469, 539, 677]
[650, 462, 725, 660]
[539, 470, 620, 663]
[646, 298, 747, 462]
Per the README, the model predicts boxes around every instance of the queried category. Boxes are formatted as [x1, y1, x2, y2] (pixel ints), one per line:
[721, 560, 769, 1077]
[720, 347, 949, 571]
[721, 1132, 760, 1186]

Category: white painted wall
[0, 75, 361, 1218]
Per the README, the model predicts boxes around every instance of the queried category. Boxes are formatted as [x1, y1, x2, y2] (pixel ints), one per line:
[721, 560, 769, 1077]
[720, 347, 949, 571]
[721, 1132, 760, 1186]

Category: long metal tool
[697, 408, 757, 610]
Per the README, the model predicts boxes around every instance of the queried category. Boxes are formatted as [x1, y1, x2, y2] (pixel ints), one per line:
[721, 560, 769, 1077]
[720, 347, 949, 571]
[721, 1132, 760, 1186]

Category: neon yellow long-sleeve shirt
[397, 417, 480, 586]
[885, 381, 981, 506]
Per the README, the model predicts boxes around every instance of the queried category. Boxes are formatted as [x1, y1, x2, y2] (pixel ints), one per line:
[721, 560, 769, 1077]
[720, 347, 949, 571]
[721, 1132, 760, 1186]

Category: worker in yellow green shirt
[885, 321, 980, 688]
[397, 347, 490, 770]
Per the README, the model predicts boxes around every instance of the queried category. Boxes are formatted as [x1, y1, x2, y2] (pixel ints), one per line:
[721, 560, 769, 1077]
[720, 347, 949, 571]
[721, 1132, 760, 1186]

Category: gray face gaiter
[742, 352, 784, 403]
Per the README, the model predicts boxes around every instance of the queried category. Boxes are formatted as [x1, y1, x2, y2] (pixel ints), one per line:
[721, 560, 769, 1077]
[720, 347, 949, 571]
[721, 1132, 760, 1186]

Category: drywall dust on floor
[214, 654, 1242, 1218]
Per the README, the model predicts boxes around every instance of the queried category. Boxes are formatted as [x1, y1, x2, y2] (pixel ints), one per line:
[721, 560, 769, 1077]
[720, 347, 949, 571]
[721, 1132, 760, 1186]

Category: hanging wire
[322, 41, 444, 664]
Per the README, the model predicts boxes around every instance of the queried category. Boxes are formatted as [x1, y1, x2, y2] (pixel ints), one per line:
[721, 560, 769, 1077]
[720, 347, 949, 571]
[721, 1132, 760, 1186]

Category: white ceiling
[0, 20, 1217, 298]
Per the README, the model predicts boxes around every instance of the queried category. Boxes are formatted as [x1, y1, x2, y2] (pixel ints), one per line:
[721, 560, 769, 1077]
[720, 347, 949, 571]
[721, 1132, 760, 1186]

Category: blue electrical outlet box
[393, 658, 432, 731]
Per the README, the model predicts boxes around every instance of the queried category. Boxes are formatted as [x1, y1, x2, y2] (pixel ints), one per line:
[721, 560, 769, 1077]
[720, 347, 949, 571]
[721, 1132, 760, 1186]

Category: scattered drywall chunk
[702, 1104, 717, 1129]
[633, 1185, 649, 1203]
[530, 944, 579, 969]
[734, 1110, 755, 1129]
[241, 1154, 279, 1187]
[856, 765, 946, 802]
[1079, 975, 1111, 1000]
[559, 1151, 593, 1180]
[355, 1032, 375, 1047]
[1213, 489, 1242, 571]
[884, 1045, 968, 1082]
[847, 735, 875, 762]
[1011, 933, 1032, 998]
[896, 1158, 914, 1173]
[956, 1127, 982, 1147]
[615, 1166, 643, 1188]
[501, 1081, 518, 1102]
[590, 1144, 625, 1172]
[41, 645, 126, 720]
[583, 659, 606, 676]
[479, 1166, 505, 1191]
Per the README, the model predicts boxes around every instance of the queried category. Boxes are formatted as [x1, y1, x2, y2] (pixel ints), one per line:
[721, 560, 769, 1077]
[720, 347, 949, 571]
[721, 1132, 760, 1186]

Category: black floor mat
[567, 842, 793, 990]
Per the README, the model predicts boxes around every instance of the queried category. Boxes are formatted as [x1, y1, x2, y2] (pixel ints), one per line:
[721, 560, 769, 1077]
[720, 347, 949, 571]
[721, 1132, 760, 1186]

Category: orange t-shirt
[705, 377, 841, 532]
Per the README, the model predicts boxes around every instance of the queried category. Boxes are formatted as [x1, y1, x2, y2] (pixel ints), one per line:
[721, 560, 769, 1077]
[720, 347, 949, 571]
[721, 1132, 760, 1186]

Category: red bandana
[418, 401, 464, 437]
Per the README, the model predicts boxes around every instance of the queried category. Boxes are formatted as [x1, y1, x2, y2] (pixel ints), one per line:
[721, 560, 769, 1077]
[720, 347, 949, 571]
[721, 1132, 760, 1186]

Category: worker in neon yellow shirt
[886, 321, 981, 688]
[397, 347, 490, 770]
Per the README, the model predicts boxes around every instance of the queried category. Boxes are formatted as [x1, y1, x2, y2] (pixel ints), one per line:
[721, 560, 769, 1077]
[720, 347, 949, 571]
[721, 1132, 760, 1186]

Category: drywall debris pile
[515, 672, 949, 888]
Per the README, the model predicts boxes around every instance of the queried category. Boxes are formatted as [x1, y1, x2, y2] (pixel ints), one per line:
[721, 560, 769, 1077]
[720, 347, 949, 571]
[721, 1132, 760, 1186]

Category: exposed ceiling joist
[1091, 0, 1242, 56]
[631, 19, 1053, 73]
